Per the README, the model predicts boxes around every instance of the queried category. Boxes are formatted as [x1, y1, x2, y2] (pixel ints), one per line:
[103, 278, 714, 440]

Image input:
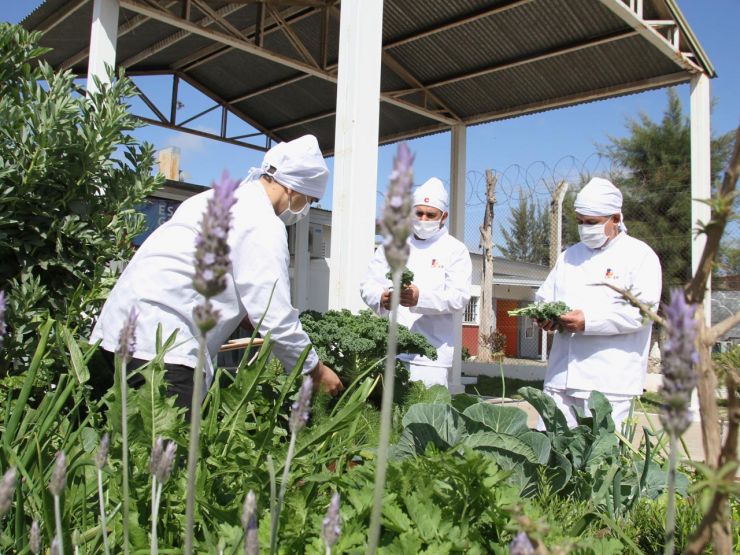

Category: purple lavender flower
[380, 143, 414, 273]
[659, 289, 699, 437]
[193, 300, 220, 335]
[289, 376, 313, 434]
[30, 520, 41, 554]
[321, 491, 341, 549]
[48, 452, 66, 497]
[96, 433, 109, 470]
[116, 307, 138, 364]
[193, 170, 239, 299]
[0, 467, 16, 517]
[508, 531, 535, 554]
[241, 490, 258, 555]
[0, 291, 6, 348]
[155, 441, 177, 484]
[149, 437, 164, 476]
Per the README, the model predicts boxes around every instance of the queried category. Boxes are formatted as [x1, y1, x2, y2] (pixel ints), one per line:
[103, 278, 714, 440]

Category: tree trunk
[477, 170, 497, 363]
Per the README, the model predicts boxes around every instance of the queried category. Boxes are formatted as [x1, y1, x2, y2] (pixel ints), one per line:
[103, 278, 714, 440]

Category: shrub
[0, 23, 161, 374]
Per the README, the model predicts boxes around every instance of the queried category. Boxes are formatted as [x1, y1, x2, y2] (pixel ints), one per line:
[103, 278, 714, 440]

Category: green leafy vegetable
[386, 268, 414, 288]
[508, 301, 570, 322]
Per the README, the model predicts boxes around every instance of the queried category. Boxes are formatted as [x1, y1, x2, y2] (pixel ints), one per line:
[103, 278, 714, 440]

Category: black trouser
[93, 349, 195, 418]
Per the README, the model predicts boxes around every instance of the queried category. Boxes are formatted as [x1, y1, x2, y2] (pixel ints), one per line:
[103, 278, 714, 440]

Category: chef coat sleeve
[412, 243, 472, 315]
[230, 221, 319, 374]
[360, 245, 391, 317]
[583, 248, 662, 336]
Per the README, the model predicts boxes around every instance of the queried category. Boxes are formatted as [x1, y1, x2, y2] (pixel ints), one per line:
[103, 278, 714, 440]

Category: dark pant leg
[95, 349, 195, 418]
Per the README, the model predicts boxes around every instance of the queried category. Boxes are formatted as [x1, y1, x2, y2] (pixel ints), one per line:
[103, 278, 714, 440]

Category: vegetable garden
[1, 23, 738, 555]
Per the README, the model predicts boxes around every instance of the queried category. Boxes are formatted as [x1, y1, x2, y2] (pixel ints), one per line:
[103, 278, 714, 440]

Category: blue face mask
[278, 193, 310, 226]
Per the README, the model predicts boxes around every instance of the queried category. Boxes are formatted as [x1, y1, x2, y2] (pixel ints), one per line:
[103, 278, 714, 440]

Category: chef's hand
[399, 284, 419, 307]
[536, 318, 558, 332]
[381, 290, 392, 310]
[558, 309, 586, 333]
[311, 362, 344, 396]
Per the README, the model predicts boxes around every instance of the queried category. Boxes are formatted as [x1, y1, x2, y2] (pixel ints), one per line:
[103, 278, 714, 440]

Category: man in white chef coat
[535, 177, 661, 429]
[360, 177, 472, 388]
[91, 135, 343, 410]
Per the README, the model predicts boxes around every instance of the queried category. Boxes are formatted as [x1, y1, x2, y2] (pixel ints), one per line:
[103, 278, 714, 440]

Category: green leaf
[462, 403, 529, 435]
[517, 386, 569, 435]
[60, 323, 90, 384]
[461, 431, 539, 463]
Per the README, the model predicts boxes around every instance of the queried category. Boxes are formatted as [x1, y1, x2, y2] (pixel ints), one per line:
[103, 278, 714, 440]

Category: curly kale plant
[508, 301, 570, 323]
[386, 268, 414, 289]
[299, 309, 435, 400]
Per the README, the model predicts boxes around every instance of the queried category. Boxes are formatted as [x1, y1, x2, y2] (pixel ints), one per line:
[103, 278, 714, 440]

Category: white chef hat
[413, 177, 449, 213]
[574, 177, 627, 231]
[260, 135, 329, 200]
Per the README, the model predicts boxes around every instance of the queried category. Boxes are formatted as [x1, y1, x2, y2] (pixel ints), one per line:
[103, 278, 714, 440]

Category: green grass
[465, 375, 544, 399]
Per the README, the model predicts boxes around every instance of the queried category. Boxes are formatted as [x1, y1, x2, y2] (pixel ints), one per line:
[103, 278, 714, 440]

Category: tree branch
[592, 282, 665, 327]
[707, 310, 740, 345]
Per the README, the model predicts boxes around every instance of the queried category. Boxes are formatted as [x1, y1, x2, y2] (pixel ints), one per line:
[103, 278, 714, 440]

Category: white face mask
[413, 219, 442, 240]
[278, 193, 310, 226]
[578, 222, 608, 249]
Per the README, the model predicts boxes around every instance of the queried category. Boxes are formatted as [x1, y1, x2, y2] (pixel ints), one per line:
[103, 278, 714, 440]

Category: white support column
[690, 73, 712, 325]
[690, 73, 712, 421]
[293, 216, 310, 311]
[448, 124, 467, 394]
[328, 0, 384, 311]
[86, 0, 120, 93]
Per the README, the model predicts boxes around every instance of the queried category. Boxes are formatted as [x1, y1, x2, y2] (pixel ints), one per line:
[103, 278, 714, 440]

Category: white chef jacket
[360, 227, 472, 368]
[90, 179, 319, 386]
[535, 232, 661, 397]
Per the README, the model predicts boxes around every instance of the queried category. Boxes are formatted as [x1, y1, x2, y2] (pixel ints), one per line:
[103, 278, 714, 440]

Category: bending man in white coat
[535, 177, 661, 430]
[91, 135, 343, 412]
[361, 178, 472, 388]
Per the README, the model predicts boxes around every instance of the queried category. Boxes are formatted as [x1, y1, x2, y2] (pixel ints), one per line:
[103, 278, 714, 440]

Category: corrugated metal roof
[21, 0, 712, 153]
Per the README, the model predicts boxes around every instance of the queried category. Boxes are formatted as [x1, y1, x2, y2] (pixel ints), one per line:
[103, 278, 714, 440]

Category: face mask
[578, 222, 608, 249]
[413, 219, 442, 240]
[278, 193, 310, 226]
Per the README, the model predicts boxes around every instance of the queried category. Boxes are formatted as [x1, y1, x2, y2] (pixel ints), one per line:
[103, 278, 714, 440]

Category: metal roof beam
[267, 4, 320, 69]
[36, 0, 90, 33]
[58, 0, 179, 70]
[119, 0, 458, 126]
[269, 109, 335, 132]
[227, 73, 311, 104]
[384, 0, 534, 51]
[425, 29, 639, 91]
[136, 115, 268, 151]
[596, 0, 702, 74]
[119, 3, 245, 68]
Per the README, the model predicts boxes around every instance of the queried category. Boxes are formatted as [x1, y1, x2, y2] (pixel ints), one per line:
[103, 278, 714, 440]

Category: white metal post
[293, 217, 310, 311]
[86, 0, 120, 94]
[690, 74, 712, 325]
[690, 73, 712, 421]
[449, 124, 467, 394]
[328, 0, 384, 311]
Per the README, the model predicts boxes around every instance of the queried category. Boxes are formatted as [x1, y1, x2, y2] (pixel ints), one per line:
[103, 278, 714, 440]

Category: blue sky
[5, 0, 739, 242]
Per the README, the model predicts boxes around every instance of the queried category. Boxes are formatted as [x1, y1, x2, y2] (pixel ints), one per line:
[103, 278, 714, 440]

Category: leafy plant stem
[367, 269, 402, 555]
[120, 358, 130, 555]
[664, 432, 677, 555]
[97, 468, 111, 555]
[53, 493, 64, 555]
[151, 479, 163, 555]
[270, 431, 297, 554]
[185, 333, 207, 555]
[267, 455, 277, 553]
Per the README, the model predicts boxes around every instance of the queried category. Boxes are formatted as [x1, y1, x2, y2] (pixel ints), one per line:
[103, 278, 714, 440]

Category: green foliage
[499, 191, 550, 265]
[0, 23, 162, 373]
[619, 496, 705, 554]
[385, 268, 414, 288]
[508, 301, 570, 322]
[601, 88, 734, 293]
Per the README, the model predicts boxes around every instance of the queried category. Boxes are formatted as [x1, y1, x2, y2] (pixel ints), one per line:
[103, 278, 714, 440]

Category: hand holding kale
[507, 301, 571, 323]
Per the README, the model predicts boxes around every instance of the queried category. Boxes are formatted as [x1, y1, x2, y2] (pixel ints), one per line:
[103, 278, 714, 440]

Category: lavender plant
[242, 491, 258, 555]
[185, 171, 239, 555]
[367, 142, 414, 554]
[659, 289, 698, 555]
[322, 492, 341, 555]
[116, 306, 138, 555]
[30, 520, 41, 555]
[0, 467, 16, 518]
[95, 434, 111, 555]
[270, 375, 313, 554]
[0, 291, 6, 348]
[49, 451, 66, 555]
[508, 531, 535, 555]
[150, 437, 177, 555]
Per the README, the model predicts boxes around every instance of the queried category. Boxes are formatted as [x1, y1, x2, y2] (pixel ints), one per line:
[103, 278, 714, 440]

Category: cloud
[163, 125, 218, 154]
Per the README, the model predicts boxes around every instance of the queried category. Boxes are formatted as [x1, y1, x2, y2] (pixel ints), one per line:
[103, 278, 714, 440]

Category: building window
[464, 296, 479, 324]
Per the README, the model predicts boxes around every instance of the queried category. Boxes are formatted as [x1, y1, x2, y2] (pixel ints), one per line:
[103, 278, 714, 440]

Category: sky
[4, 0, 739, 247]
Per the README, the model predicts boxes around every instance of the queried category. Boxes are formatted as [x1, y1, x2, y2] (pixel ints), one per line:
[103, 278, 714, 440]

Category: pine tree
[602, 89, 733, 294]
[499, 191, 550, 266]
